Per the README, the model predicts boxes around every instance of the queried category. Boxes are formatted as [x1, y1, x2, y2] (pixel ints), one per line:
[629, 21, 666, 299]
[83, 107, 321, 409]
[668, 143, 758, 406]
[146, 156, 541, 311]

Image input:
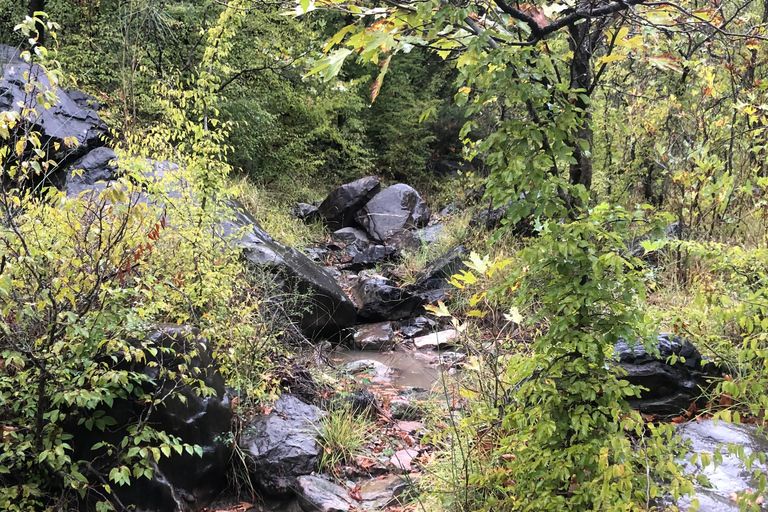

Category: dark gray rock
[615, 334, 721, 417]
[627, 222, 685, 264]
[318, 177, 381, 230]
[348, 245, 397, 271]
[385, 229, 420, 253]
[241, 396, 324, 498]
[670, 420, 768, 512]
[332, 227, 371, 248]
[223, 200, 357, 338]
[353, 322, 395, 350]
[69, 326, 232, 512]
[408, 246, 467, 297]
[62, 88, 101, 112]
[0, 45, 107, 180]
[65, 147, 119, 196]
[296, 475, 352, 512]
[431, 158, 468, 178]
[416, 224, 446, 245]
[292, 202, 320, 222]
[470, 201, 534, 235]
[359, 475, 415, 509]
[352, 277, 423, 321]
[355, 184, 430, 242]
[400, 316, 436, 338]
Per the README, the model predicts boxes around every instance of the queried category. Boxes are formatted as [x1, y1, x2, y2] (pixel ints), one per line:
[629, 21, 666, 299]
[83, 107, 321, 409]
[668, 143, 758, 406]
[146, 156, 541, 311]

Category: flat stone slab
[413, 329, 459, 349]
[390, 448, 419, 472]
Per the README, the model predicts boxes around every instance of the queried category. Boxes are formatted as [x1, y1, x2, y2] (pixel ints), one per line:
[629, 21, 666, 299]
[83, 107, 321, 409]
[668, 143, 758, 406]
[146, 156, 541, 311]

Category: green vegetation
[5, 0, 768, 510]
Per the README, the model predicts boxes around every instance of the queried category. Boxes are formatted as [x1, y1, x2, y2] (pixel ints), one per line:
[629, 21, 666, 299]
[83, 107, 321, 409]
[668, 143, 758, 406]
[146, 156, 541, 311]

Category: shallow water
[328, 347, 443, 389]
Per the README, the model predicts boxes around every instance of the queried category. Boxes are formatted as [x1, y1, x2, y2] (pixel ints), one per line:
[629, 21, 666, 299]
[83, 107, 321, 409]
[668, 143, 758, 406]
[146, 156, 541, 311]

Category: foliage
[314, 402, 372, 473]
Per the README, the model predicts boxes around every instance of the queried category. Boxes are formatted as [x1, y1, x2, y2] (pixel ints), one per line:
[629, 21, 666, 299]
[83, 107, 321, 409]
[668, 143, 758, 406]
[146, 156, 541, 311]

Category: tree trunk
[567, 16, 597, 191]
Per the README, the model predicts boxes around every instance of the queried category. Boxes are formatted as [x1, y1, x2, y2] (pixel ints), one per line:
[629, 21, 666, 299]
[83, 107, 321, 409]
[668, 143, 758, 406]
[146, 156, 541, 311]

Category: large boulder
[240, 396, 324, 498]
[222, 199, 357, 338]
[615, 334, 721, 417]
[0, 45, 107, 182]
[669, 420, 768, 512]
[352, 277, 423, 321]
[318, 177, 381, 230]
[65, 147, 120, 196]
[69, 326, 232, 512]
[355, 184, 430, 243]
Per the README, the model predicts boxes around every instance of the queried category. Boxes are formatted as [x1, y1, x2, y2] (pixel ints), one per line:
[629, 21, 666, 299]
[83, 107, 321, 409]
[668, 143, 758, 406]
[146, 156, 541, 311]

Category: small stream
[328, 347, 447, 389]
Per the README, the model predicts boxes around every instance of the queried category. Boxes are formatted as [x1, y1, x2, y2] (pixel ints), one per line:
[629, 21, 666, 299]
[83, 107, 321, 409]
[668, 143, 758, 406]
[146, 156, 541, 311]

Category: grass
[230, 175, 328, 249]
[314, 403, 373, 473]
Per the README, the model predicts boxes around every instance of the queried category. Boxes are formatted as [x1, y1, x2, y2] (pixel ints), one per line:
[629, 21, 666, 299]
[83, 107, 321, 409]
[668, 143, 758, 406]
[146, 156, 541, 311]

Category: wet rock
[627, 222, 685, 265]
[223, 199, 357, 338]
[346, 360, 393, 383]
[240, 396, 324, 497]
[400, 316, 436, 338]
[319, 177, 381, 230]
[360, 475, 414, 509]
[416, 224, 446, 245]
[347, 389, 378, 416]
[615, 334, 721, 417]
[413, 329, 459, 350]
[0, 45, 107, 180]
[62, 88, 101, 111]
[332, 227, 371, 248]
[355, 184, 430, 242]
[389, 399, 425, 421]
[390, 448, 419, 472]
[296, 475, 352, 512]
[394, 421, 425, 434]
[410, 246, 467, 293]
[353, 322, 395, 351]
[348, 245, 397, 271]
[69, 326, 232, 512]
[352, 277, 423, 321]
[670, 420, 768, 512]
[292, 202, 320, 222]
[385, 229, 420, 253]
[438, 351, 467, 367]
[65, 147, 120, 196]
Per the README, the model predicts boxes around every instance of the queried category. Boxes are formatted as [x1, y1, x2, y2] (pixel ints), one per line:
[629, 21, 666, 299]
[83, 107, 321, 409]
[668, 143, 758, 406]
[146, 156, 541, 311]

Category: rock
[394, 421, 425, 433]
[416, 224, 446, 245]
[223, 199, 357, 338]
[65, 147, 120, 196]
[318, 176, 381, 230]
[353, 322, 395, 351]
[627, 222, 685, 264]
[292, 202, 320, 222]
[413, 329, 459, 350]
[62, 88, 101, 111]
[389, 399, 424, 421]
[0, 44, 107, 180]
[438, 351, 467, 367]
[411, 245, 467, 293]
[68, 326, 232, 512]
[240, 395, 324, 497]
[615, 334, 721, 417]
[385, 229, 420, 253]
[390, 449, 419, 472]
[470, 201, 535, 236]
[400, 316, 436, 338]
[670, 420, 768, 512]
[359, 475, 414, 509]
[355, 184, 430, 242]
[296, 475, 352, 512]
[431, 158, 468, 178]
[346, 245, 397, 271]
[352, 277, 423, 321]
[346, 389, 378, 416]
[332, 227, 371, 248]
[345, 359, 393, 383]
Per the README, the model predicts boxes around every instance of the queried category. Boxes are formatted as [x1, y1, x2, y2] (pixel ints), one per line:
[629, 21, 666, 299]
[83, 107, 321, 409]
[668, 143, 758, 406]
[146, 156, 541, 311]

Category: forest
[2, 0, 768, 510]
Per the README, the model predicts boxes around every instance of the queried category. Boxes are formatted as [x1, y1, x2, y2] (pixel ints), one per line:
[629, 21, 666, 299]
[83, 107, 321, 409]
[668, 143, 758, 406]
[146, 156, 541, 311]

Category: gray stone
[352, 277, 423, 321]
[348, 245, 397, 271]
[416, 224, 446, 245]
[296, 475, 352, 512]
[240, 396, 324, 497]
[318, 177, 381, 230]
[355, 184, 430, 242]
[353, 322, 395, 350]
[292, 202, 320, 222]
[345, 359, 393, 383]
[0, 45, 107, 182]
[413, 329, 459, 350]
[359, 475, 414, 509]
[410, 246, 467, 294]
[385, 229, 420, 253]
[65, 147, 120, 196]
[400, 316, 436, 338]
[615, 334, 721, 417]
[332, 227, 370, 248]
[222, 200, 357, 338]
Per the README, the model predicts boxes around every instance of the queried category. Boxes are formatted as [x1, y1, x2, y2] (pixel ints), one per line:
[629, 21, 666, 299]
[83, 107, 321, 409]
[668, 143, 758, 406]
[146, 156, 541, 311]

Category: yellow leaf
[597, 54, 627, 66]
